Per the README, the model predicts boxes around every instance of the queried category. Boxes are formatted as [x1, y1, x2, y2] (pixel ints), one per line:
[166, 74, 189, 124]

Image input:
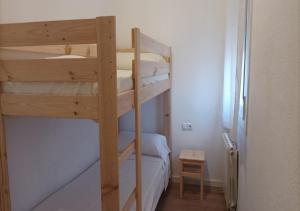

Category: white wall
[237, 0, 300, 210]
[115, 0, 227, 187]
[0, 0, 227, 210]
[0, 0, 113, 23]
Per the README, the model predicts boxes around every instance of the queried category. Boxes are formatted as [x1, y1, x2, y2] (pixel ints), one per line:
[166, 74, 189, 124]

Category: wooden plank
[0, 86, 11, 211]
[0, 58, 98, 82]
[140, 79, 171, 104]
[96, 17, 119, 211]
[0, 19, 96, 47]
[118, 141, 135, 165]
[164, 48, 172, 155]
[0, 46, 67, 55]
[67, 44, 96, 57]
[121, 189, 136, 211]
[1, 45, 93, 57]
[0, 91, 133, 118]
[118, 90, 134, 117]
[0, 46, 135, 57]
[181, 160, 203, 166]
[140, 32, 171, 58]
[132, 27, 142, 211]
[163, 89, 172, 174]
[140, 60, 170, 78]
[117, 48, 134, 53]
[182, 171, 202, 179]
[0, 94, 98, 119]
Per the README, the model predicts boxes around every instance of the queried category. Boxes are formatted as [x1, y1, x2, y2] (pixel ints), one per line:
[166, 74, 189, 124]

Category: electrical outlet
[182, 123, 192, 131]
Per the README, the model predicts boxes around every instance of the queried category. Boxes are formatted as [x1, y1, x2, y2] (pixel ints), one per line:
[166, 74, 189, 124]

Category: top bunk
[0, 16, 172, 120]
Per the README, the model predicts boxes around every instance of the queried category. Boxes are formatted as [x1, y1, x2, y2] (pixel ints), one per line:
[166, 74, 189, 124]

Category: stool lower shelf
[179, 149, 205, 200]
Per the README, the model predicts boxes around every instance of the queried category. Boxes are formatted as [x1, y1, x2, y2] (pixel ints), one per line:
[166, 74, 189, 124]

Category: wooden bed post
[132, 28, 142, 211]
[0, 94, 11, 211]
[96, 17, 119, 211]
[164, 48, 173, 176]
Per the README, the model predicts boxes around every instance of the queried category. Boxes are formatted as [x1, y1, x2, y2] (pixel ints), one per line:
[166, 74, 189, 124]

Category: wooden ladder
[98, 21, 142, 211]
[112, 28, 142, 211]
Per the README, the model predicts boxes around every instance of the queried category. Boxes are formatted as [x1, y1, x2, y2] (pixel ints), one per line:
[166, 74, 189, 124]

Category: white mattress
[32, 155, 170, 211]
[2, 71, 169, 95]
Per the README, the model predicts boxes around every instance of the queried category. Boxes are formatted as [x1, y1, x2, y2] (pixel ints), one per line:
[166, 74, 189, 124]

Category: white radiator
[223, 133, 238, 210]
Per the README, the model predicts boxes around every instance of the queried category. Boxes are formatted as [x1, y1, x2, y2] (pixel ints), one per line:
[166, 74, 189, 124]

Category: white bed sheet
[2, 71, 169, 96]
[32, 155, 170, 211]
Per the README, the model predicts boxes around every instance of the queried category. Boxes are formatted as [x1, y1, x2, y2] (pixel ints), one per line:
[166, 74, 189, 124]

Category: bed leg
[0, 112, 11, 211]
[96, 16, 119, 211]
[132, 28, 142, 211]
[164, 48, 172, 178]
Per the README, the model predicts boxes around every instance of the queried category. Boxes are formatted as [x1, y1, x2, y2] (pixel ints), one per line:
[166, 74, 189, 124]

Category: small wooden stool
[179, 149, 205, 200]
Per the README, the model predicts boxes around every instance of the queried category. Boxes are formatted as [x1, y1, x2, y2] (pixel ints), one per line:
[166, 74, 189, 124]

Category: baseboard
[171, 175, 224, 189]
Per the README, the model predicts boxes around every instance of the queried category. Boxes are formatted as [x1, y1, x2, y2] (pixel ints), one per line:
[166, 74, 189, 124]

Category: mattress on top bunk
[32, 155, 170, 211]
[2, 71, 169, 95]
[1, 53, 169, 95]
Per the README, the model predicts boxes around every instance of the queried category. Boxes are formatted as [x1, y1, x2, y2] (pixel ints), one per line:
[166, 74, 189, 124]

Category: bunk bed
[0, 16, 172, 211]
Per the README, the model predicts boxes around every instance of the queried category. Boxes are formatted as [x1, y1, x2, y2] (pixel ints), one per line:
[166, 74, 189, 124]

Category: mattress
[32, 155, 170, 211]
[2, 71, 169, 95]
[2, 53, 169, 95]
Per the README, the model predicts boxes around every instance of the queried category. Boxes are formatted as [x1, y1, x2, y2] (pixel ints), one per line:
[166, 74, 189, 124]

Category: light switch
[182, 123, 192, 131]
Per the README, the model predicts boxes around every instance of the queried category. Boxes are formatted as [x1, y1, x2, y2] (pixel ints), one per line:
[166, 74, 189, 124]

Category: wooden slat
[140, 60, 170, 78]
[117, 48, 134, 53]
[0, 94, 98, 119]
[181, 160, 203, 166]
[0, 80, 171, 120]
[118, 141, 135, 165]
[96, 17, 119, 211]
[132, 28, 142, 211]
[1, 45, 93, 57]
[0, 91, 133, 118]
[0, 46, 67, 55]
[140, 32, 171, 58]
[0, 58, 98, 82]
[182, 171, 201, 179]
[121, 189, 136, 211]
[118, 90, 134, 117]
[67, 44, 96, 57]
[163, 48, 172, 176]
[0, 94, 11, 211]
[0, 19, 96, 47]
[140, 79, 171, 104]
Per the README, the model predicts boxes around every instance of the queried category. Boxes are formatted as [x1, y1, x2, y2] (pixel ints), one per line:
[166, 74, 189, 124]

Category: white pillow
[117, 52, 166, 70]
[118, 131, 171, 162]
[141, 132, 171, 163]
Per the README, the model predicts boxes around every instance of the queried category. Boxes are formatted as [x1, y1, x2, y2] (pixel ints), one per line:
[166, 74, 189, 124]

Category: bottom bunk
[32, 147, 170, 211]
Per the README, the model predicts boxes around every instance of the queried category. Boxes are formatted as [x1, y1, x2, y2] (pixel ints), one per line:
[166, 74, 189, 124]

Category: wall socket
[182, 122, 192, 131]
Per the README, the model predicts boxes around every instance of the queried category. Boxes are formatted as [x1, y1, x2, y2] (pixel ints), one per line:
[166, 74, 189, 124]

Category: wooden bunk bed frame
[0, 16, 172, 211]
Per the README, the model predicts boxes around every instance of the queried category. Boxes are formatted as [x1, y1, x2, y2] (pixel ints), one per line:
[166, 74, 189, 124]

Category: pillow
[117, 52, 166, 70]
[118, 131, 171, 162]
[141, 132, 171, 163]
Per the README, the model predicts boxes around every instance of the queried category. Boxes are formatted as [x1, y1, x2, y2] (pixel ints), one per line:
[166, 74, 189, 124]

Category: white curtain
[223, 0, 240, 130]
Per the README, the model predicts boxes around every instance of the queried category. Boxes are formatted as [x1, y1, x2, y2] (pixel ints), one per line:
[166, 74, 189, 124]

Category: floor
[156, 183, 227, 211]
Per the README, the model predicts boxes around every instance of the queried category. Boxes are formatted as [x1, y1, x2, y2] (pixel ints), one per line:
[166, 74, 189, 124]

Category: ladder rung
[122, 189, 136, 211]
[118, 141, 135, 165]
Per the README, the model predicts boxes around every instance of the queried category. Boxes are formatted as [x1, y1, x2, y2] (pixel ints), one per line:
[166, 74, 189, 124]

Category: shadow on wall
[119, 95, 164, 133]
